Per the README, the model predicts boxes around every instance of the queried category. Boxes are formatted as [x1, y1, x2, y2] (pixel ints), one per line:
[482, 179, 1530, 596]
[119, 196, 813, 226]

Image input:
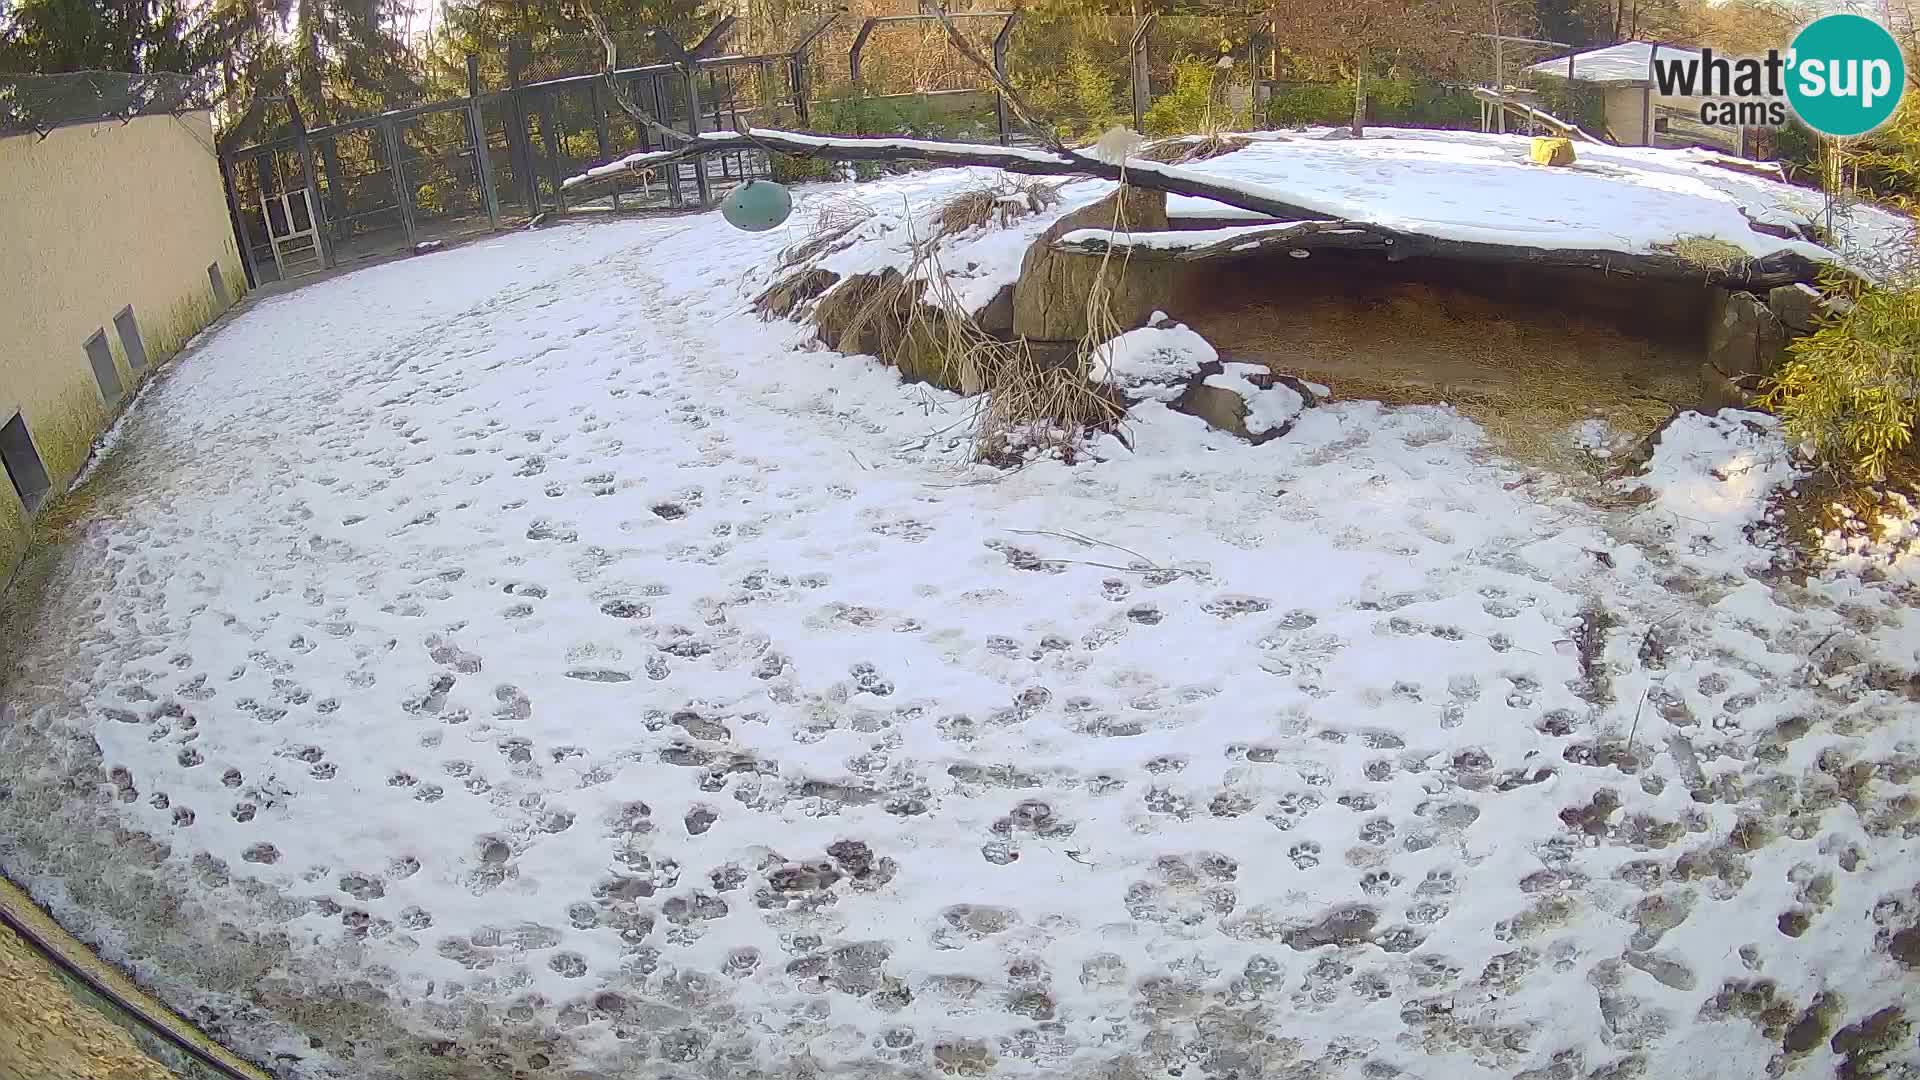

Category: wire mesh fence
[0, 71, 203, 137]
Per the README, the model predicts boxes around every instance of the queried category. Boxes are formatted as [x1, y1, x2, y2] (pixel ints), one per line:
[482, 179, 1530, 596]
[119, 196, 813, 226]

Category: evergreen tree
[0, 0, 215, 76]
[209, 0, 423, 148]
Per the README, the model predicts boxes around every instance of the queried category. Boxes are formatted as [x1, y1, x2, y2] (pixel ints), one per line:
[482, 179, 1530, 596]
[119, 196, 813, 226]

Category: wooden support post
[380, 117, 417, 246]
[790, 54, 810, 127]
[1248, 41, 1264, 129]
[849, 17, 877, 134]
[653, 76, 681, 208]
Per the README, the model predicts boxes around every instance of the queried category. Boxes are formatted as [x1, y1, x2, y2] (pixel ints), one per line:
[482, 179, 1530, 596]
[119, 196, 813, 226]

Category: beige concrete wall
[0, 110, 244, 582]
[1603, 86, 1652, 144]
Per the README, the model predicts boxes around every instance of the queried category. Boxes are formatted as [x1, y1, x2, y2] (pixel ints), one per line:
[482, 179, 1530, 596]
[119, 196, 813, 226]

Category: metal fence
[221, 20, 824, 286]
[0, 71, 203, 137]
[216, 12, 1471, 287]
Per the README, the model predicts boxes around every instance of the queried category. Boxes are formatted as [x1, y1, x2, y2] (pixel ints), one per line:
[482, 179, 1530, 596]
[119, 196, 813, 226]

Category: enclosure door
[265, 189, 324, 279]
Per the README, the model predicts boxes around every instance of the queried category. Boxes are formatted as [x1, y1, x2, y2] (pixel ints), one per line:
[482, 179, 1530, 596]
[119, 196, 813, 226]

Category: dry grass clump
[809, 188, 1131, 462]
[933, 177, 1064, 236]
[1662, 235, 1753, 279]
[776, 193, 877, 272]
[974, 351, 1127, 465]
[1134, 133, 1252, 164]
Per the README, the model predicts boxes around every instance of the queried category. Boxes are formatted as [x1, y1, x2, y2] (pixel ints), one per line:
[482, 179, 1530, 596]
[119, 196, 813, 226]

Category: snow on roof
[1526, 40, 1700, 85]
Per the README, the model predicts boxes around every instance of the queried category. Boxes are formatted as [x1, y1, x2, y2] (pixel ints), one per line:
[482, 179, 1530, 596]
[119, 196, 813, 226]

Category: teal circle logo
[1786, 13, 1907, 137]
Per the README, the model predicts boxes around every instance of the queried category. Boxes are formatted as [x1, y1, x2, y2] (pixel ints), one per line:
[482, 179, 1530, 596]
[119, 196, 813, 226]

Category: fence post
[217, 151, 262, 289]
[993, 11, 1018, 145]
[590, 79, 618, 211]
[540, 89, 567, 212]
[379, 116, 418, 246]
[468, 53, 502, 230]
[685, 66, 711, 206]
[789, 53, 810, 127]
[849, 17, 878, 135]
[1129, 14, 1156, 134]
[507, 38, 539, 215]
[286, 96, 335, 269]
[1247, 35, 1266, 130]
[786, 10, 842, 128]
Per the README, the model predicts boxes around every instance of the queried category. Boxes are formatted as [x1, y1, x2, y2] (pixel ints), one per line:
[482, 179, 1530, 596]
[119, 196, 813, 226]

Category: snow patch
[1633, 410, 1801, 569]
[1088, 320, 1217, 401]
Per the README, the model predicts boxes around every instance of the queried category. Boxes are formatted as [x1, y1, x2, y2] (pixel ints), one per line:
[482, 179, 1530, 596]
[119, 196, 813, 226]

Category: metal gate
[264, 189, 324, 279]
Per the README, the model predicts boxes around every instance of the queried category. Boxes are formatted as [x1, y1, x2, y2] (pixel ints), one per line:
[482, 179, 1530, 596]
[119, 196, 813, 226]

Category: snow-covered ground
[3, 170, 1919, 1080]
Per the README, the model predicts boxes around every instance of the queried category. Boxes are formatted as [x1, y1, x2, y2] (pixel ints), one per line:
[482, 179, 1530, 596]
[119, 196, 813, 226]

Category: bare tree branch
[582, 3, 692, 148]
[930, 2, 1070, 155]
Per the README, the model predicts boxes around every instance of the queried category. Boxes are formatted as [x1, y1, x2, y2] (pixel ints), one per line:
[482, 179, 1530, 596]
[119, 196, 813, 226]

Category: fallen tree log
[564, 127, 1327, 221]
[1051, 220, 1830, 288]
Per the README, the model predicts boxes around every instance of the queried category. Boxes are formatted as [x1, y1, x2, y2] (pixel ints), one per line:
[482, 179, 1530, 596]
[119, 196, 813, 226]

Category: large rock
[1705, 289, 1787, 382]
[754, 268, 840, 320]
[812, 270, 974, 390]
[1171, 361, 1318, 443]
[1698, 363, 1755, 411]
[975, 284, 1016, 340]
[1767, 283, 1821, 334]
[1012, 188, 1182, 342]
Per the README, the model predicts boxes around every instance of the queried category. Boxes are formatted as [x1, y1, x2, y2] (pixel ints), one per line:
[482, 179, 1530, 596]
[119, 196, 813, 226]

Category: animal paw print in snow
[1288, 841, 1322, 870]
[1267, 791, 1322, 832]
[850, 662, 893, 696]
[1360, 870, 1399, 897]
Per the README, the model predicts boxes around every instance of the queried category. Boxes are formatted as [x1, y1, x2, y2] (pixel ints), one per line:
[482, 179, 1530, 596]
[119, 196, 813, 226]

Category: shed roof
[1526, 41, 1701, 86]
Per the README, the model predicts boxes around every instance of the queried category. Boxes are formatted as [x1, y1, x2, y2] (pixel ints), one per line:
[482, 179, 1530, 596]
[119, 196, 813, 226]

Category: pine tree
[0, 0, 216, 76]
[207, 0, 423, 148]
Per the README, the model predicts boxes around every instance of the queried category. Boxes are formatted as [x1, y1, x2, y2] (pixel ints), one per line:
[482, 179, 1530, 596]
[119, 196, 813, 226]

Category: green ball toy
[721, 179, 793, 232]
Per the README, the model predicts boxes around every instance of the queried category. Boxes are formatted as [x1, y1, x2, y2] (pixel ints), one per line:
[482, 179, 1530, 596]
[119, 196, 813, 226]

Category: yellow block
[1530, 136, 1577, 166]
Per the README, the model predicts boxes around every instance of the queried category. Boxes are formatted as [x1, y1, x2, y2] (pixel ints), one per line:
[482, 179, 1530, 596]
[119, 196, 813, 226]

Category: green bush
[1265, 74, 1474, 131]
[1266, 80, 1352, 127]
[770, 155, 839, 185]
[1762, 274, 1920, 481]
[814, 90, 998, 144]
[1142, 55, 1251, 136]
[1013, 45, 1126, 142]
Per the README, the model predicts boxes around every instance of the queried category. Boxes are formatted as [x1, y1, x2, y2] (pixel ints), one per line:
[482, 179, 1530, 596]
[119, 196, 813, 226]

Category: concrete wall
[1602, 86, 1652, 144]
[0, 109, 244, 583]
